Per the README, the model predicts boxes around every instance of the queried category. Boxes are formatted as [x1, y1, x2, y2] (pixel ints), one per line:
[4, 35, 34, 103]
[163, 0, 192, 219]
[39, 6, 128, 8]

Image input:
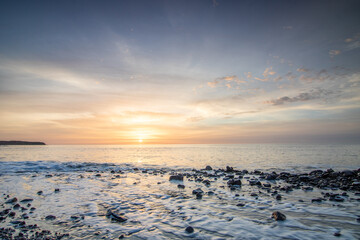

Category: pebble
[272, 211, 286, 221]
[185, 226, 194, 233]
[45, 215, 56, 220]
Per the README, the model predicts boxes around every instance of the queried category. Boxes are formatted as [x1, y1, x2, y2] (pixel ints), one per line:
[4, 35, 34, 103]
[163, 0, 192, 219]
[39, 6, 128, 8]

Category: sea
[0, 144, 359, 174]
[0, 144, 359, 239]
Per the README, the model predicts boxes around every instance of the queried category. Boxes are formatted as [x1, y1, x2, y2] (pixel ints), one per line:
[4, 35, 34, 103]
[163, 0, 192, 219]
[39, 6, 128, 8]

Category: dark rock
[334, 196, 345, 202]
[13, 204, 20, 209]
[263, 183, 271, 188]
[45, 174, 53, 178]
[9, 212, 15, 217]
[37, 191, 43, 195]
[334, 232, 341, 237]
[310, 170, 323, 175]
[203, 180, 211, 186]
[54, 188, 60, 192]
[250, 193, 258, 197]
[236, 203, 245, 207]
[106, 209, 127, 222]
[249, 179, 261, 186]
[205, 166, 213, 170]
[276, 194, 282, 200]
[342, 170, 355, 177]
[227, 179, 242, 187]
[169, 175, 183, 181]
[311, 198, 323, 203]
[302, 186, 313, 191]
[192, 188, 204, 195]
[226, 166, 234, 172]
[20, 199, 33, 203]
[185, 226, 194, 233]
[207, 191, 214, 195]
[95, 174, 101, 177]
[272, 211, 286, 221]
[45, 215, 56, 220]
[5, 198, 17, 204]
[196, 193, 203, 199]
[177, 184, 185, 189]
[265, 174, 277, 180]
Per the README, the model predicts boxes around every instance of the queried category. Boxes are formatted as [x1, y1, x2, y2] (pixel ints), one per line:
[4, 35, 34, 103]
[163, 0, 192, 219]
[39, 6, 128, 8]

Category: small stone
[13, 204, 20, 209]
[169, 175, 183, 181]
[37, 191, 43, 195]
[20, 198, 33, 203]
[205, 166, 213, 170]
[45, 215, 56, 220]
[192, 188, 204, 195]
[237, 203, 245, 207]
[185, 226, 194, 233]
[119, 234, 125, 239]
[106, 209, 127, 222]
[196, 193, 203, 199]
[54, 188, 60, 192]
[334, 232, 341, 237]
[272, 211, 286, 221]
[5, 197, 17, 204]
[177, 184, 185, 189]
[276, 194, 282, 200]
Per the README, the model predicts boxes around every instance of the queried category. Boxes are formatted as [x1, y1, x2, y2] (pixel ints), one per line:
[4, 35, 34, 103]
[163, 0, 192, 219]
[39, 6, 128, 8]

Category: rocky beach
[1, 164, 359, 239]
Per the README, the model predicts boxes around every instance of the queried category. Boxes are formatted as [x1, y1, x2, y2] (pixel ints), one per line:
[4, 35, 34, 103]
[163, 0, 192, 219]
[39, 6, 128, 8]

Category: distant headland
[0, 141, 46, 145]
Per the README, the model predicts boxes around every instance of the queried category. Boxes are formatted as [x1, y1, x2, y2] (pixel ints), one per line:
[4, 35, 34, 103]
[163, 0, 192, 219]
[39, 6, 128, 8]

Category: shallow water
[0, 169, 359, 240]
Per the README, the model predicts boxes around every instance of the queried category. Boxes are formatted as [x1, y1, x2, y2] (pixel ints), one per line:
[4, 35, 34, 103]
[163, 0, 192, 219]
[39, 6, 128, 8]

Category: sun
[138, 139, 143, 143]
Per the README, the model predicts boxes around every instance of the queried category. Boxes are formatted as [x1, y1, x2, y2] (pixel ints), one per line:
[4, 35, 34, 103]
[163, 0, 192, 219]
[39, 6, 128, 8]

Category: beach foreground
[1, 165, 359, 240]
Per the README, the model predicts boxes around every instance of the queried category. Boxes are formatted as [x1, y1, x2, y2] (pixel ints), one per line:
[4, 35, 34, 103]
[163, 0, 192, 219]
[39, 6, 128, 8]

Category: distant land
[0, 141, 46, 145]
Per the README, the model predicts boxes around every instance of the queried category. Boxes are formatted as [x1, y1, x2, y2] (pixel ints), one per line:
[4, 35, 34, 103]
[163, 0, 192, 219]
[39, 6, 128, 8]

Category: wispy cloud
[263, 67, 276, 78]
[297, 68, 310, 73]
[329, 49, 341, 58]
[207, 75, 246, 88]
[265, 89, 334, 106]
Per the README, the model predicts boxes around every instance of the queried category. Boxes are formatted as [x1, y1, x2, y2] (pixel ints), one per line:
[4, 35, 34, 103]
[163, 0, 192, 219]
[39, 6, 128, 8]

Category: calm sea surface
[0, 144, 359, 173]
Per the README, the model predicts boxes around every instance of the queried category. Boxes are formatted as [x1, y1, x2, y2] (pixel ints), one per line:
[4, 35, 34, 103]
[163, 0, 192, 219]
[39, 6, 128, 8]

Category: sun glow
[138, 139, 143, 143]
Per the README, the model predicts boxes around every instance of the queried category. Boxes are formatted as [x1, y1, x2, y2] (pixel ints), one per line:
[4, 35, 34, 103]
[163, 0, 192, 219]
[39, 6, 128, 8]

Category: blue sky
[0, 0, 359, 144]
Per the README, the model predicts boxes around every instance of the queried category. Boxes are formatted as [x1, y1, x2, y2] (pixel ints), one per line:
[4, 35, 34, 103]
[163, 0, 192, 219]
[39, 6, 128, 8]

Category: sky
[0, 0, 360, 144]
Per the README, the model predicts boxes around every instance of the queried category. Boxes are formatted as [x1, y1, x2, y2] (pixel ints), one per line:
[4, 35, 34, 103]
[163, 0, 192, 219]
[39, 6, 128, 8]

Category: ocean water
[0, 144, 359, 173]
[0, 144, 359, 239]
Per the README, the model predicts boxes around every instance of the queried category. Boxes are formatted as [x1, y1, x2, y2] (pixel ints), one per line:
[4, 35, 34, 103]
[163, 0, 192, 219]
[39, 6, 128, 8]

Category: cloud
[245, 72, 252, 79]
[297, 68, 310, 73]
[285, 72, 297, 81]
[254, 77, 268, 82]
[266, 89, 334, 106]
[329, 49, 341, 58]
[299, 75, 316, 83]
[263, 67, 276, 78]
[344, 33, 360, 51]
[207, 75, 245, 88]
[207, 80, 219, 88]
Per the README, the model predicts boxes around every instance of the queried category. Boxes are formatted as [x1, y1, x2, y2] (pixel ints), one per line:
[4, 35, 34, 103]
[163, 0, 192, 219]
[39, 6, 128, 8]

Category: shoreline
[0, 166, 359, 239]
